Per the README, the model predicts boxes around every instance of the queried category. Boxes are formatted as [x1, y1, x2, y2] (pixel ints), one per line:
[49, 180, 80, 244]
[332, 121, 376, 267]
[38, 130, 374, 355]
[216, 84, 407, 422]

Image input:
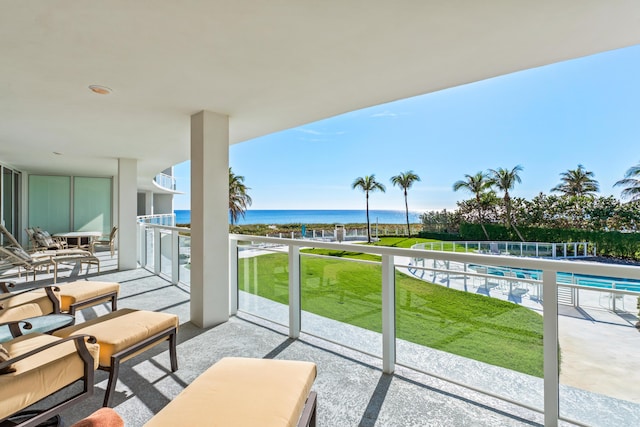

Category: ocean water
[174, 209, 421, 225]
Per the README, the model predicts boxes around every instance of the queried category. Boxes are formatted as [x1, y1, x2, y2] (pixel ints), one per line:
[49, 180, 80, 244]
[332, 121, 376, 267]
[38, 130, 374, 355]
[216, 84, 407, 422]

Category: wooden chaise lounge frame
[0, 224, 100, 282]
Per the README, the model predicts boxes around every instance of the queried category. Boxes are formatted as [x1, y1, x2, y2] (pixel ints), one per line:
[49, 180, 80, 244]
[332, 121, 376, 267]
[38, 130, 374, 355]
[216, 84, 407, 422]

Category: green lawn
[239, 248, 543, 377]
[368, 236, 475, 253]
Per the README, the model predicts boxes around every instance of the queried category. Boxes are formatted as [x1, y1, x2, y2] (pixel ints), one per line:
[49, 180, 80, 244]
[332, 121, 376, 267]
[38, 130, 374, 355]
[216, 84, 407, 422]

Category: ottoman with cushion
[48, 281, 120, 315]
[53, 308, 179, 407]
[145, 357, 317, 427]
[1, 280, 120, 319]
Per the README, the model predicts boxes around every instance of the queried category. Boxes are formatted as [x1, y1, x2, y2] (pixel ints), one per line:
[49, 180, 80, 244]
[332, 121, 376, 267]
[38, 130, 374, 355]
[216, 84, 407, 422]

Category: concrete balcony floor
[6, 252, 555, 426]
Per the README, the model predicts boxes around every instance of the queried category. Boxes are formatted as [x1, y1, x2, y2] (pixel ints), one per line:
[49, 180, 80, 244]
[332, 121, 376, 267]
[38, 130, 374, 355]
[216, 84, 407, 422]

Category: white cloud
[370, 110, 409, 118]
[296, 128, 323, 135]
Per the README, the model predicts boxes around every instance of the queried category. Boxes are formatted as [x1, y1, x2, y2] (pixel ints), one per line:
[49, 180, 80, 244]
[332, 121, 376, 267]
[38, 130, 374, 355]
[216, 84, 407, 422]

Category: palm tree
[551, 164, 599, 197]
[453, 171, 492, 239]
[488, 165, 523, 238]
[390, 171, 421, 238]
[229, 167, 252, 225]
[352, 174, 386, 243]
[614, 162, 640, 201]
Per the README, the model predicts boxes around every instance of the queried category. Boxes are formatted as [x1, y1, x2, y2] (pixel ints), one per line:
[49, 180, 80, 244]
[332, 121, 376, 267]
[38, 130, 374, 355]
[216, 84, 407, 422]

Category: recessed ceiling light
[88, 85, 112, 95]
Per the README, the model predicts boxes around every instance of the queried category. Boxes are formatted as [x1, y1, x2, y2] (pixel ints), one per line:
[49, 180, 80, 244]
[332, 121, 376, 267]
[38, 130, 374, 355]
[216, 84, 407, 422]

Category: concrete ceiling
[1, 1, 640, 190]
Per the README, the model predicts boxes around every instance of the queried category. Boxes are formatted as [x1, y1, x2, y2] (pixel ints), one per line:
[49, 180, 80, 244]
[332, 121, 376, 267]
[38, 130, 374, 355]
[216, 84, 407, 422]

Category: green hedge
[457, 223, 640, 260]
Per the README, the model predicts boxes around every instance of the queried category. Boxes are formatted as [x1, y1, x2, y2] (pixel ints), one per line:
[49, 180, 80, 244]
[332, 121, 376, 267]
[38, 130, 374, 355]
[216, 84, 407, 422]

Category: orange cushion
[0, 292, 55, 323]
[0, 333, 99, 420]
[53, 308, 178, 367]
[145, 357, 317, 427]
[52, 281, 119, 312]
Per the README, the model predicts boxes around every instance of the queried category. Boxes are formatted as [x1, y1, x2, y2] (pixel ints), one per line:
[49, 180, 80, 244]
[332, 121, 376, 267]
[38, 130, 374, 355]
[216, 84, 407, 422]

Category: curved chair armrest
[0, 285, 61, 314]
[0, 281, 17, 293]
[0, 334, 97, 371]
[0, 320, 33, 338]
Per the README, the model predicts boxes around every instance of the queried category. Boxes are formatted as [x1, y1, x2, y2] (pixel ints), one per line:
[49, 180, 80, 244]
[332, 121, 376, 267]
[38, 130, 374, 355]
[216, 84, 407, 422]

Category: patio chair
[90, 226, 118, 257]
[0, 246, 56, 281]
[0, 322, 99, 427]
[25, 227, 69, 252]
[1, 225, 100, 282]
[504, 271, 529, 302]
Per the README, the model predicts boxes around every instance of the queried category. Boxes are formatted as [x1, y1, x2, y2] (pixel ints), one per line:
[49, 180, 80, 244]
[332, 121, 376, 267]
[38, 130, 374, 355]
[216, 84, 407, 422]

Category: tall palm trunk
[512, 223, 525, 242]
[404, 189, 410, 238]
[504, 193, 512, 229]
[475, 195, 490, 240]
[366, 193, 371, 243]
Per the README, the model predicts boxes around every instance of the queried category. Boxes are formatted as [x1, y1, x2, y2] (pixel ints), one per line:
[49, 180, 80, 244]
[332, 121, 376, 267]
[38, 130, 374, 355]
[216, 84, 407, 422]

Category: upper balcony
[153, 172, 177, 192]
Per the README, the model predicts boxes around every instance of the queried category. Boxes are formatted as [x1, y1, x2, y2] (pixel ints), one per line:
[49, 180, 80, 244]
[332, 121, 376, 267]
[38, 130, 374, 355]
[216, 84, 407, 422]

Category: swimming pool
[473, 265, 640, 293]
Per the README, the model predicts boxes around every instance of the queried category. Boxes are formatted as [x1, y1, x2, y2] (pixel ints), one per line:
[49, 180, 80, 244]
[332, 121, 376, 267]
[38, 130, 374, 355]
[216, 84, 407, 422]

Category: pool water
[473, 265, 640, 293]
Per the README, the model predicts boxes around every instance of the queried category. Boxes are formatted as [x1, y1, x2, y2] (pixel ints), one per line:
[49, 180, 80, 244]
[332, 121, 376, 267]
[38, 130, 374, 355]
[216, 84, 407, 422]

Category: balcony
[153, 173, 177, 191]
[132, 223, 640, 426]
[4, 225, 639, 425]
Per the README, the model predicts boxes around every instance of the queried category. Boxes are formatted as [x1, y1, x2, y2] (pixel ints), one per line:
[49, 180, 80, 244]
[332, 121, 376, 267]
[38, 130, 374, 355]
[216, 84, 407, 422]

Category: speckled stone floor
[1, 256, 594, 426]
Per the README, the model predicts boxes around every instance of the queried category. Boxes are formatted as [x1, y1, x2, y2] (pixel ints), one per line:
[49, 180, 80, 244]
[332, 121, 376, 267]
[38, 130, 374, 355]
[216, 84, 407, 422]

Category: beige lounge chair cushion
[53, 308, 178, 367]
[0, 292, 55, 323]
[37, 281, 120, 312]
[145, 357, 317, 427]
[0, 344, 14, 374]
[0, 333, 100, 420]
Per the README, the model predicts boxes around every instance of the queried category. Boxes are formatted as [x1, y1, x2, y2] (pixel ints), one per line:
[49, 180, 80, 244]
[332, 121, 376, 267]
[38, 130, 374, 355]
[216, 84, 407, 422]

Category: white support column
[190, 111, 229, 328]
[542, 269, 559, 427]
[229, 239, 238, 316]
[382, 254, 396, 374]
[145, 190, 154, 215]
[118, 158, 138, 270]
[289, 245, 301, 339]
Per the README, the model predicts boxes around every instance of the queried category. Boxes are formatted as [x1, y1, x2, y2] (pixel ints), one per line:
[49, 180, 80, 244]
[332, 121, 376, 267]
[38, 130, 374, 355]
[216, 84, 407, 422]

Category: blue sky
[173, 44, 640, 212]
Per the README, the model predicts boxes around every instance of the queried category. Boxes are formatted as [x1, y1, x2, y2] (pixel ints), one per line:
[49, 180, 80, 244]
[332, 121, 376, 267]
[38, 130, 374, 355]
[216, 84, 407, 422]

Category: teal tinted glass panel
[28, 175, 71, 233]
[73, 177, 111, 234]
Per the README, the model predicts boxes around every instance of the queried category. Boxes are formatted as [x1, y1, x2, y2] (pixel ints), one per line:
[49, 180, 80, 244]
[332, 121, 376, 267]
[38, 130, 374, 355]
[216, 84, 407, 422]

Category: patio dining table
[53, 231, 103, 250]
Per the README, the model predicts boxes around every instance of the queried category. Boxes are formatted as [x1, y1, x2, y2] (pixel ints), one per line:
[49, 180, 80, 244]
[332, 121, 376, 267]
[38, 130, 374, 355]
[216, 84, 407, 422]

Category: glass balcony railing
[154, 172, 177, 190]
[137, 213, 176, 226]
[137, 223, 640, 426]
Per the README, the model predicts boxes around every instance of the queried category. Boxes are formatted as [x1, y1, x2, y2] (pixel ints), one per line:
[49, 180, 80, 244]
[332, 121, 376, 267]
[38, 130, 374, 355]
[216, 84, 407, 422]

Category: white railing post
[612, 282, 617, 312]
[552, 244, 556, 258]
[563, 244, 567, 258]
[382, 254, 395, 374]
[229, 239, 238, 315]
[583, 243, 587, 257]
[543, 269, 559, 427]
[463, 263, 468, 291]
[171, 229, 179, 284]
[535, 243, 539, 257]
[289, 245, 301, 339]
[153, 227, 161, 275]
[138, 223, 147, 267]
